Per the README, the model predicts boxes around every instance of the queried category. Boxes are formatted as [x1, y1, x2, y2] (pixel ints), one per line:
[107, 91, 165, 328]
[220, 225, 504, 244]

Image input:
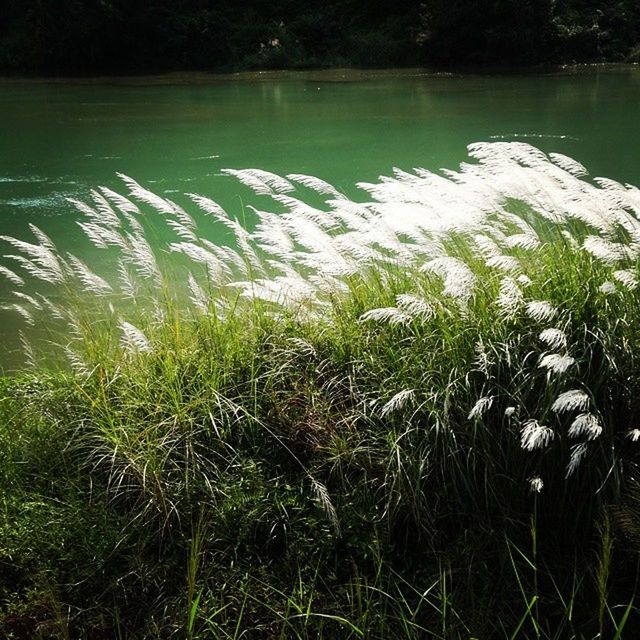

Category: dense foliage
[1, 0, 639, 75]
[1, 144, 640, 636]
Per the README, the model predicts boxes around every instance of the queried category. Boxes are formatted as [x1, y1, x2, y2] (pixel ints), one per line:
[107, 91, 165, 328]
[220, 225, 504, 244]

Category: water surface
[1, 67, 640, 368]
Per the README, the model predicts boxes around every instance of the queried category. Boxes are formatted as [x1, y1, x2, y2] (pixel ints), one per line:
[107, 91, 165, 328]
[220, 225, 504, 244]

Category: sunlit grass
[1, 142, 640, 637]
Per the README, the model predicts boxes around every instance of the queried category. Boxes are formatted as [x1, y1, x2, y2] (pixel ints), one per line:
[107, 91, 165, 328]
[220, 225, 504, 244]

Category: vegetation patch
[2, 1, 639, 74]
[1, 143, 640, 637]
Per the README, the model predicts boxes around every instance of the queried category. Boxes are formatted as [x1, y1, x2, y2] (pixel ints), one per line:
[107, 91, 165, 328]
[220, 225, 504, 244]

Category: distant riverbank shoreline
[1, 62, 639, 86]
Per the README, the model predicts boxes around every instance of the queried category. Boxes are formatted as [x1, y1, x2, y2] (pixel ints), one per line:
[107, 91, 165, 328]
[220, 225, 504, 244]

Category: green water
[1, 66, 640, 368]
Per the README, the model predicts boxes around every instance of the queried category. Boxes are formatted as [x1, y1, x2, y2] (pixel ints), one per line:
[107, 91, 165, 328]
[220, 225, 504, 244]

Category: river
[1, 66, 639, 369]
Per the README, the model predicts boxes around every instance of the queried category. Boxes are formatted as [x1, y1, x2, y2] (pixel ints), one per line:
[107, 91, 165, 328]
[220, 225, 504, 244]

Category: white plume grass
[568, 413, 602, 440]
[4, 141, 640, 494]
[380, 389, 415, 417]
[521, 420, 555, 451]
[0, 265, 25, 286]
[551, 390, 589, 414]
[538, 354, 575, 375]
[566, 443, 588, 477]
[468, 396, 494, 420]
[360, 307, 411, 326]
[119, 320, 152, 354]
[525, 301, 556, 323]
[539, 329, 567, 350]
[67, 255, 113, 295]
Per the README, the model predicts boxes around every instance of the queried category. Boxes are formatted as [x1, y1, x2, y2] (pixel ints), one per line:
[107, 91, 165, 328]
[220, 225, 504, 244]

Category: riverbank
[1, 63, 639, 86]
[1, 143, 640, 637]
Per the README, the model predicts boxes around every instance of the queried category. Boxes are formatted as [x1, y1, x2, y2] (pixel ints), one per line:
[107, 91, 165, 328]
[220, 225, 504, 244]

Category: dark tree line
[420, 0, 640, 65]
[0, 0, 638, 75]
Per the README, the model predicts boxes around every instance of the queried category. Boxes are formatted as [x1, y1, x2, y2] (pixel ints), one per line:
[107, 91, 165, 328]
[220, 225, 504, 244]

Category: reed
[1, 142, 640, 637]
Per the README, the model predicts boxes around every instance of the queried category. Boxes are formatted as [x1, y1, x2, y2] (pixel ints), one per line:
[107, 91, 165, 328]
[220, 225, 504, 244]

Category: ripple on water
[2, 194, 67, 211]
[489, 133, 580, 141]
[0, 175, 48, 184]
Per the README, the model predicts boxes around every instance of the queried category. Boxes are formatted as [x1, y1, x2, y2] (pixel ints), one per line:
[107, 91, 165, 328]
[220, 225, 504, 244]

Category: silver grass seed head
[566, 443, 588, 477]
[539, 353, 575, 374]
[380, 389, 415, 418]
[422, 257, 476, 301]
[497, 277, 524, 316]
[11, 303, 34, 325]
[599, 281, 617, 295]
[539, 328, 567, 350]
[395, 293, 434, 320]
[551, 389, 589, 414]
[517, 274, 533, 287]
[520, 420, 555, 451]
[468, 396, 494, 420]
[486, 254, 521, 273]
[583, 237, 627, 265]
[13, 291, 42, 310]
[525, 301, 556, 323]
[613, 269, 638, 290]
[99, 186, 141, 215]
[568, 413, 602, 440]
[67, 255, 113, 295]
[528, 476, 544, 493]
[548, 152, 588, 177]
[119, 320, 152, 354]
[627, 429, 640, 442]
[504, 234, 541, 251]
[187, 272, 209, 313]
[0, 265, 25, 286]
[287, 173, 342, 198]
[359, 307, 411, 326]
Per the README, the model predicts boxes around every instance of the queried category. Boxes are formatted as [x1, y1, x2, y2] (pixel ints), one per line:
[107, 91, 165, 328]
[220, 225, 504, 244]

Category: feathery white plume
[539, 328, 567, 350]
[380, 389, 415, 417]
[0, 265, 25, 286]
[521, 420, 555, 451]
[568, 413, 602, 440]
[496, 277, 524, 316]
[422, 257, 476, 301]
[566, 443, 588, 477]
[287, 173, 343, 198]
[529, 476, 544, 493]
[309, 477, 340, 534]
[517, 274, 533, 287]
[468, 396, 494, 420]
[613, 269, 638, 290]
[551, 389, 589, 414]
[486, 254, 521, 273]
[504, 234, 541, 250]
[548, 152, 588, 177]
[538, 353, 575, 374]
[99, 186, 141, 215]
[525, 301, 556, 322]
[117, 173, 177, 215]
[67, 255, 113, 295]
[187, 273, 209, 313]
[119, 320, 152, 354]
[627, 429, 640, 442]
[359, 307, 411, 326]
[188, 194, 229, 223]
[599, 281, 617, 294]
[583, 237, 627, 265]
[395, 294, 434, 320]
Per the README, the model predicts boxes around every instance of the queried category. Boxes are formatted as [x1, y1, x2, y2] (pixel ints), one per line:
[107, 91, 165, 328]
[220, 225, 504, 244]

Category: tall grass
[1, 142, 640, 637]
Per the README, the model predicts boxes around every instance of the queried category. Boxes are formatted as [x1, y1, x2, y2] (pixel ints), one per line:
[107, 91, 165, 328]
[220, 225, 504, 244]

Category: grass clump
[1, 142, 640, 637]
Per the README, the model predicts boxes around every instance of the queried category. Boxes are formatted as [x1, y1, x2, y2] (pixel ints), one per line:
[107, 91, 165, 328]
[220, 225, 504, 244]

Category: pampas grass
[2, 142, 640, 637]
